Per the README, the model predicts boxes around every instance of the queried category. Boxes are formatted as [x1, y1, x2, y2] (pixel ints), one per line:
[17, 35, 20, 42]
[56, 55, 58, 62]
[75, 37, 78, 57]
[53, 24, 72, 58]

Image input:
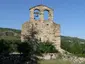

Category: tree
[17, 39, 41, 64]
[0, 39, 11, 64]
[0, 39, 10, 54]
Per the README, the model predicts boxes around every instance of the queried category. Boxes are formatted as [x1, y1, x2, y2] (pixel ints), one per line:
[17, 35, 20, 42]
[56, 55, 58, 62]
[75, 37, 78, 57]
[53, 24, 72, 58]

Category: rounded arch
[34, 9, 40, 20]
[44, 9, 49, 20]
[44, 9, 53, 21]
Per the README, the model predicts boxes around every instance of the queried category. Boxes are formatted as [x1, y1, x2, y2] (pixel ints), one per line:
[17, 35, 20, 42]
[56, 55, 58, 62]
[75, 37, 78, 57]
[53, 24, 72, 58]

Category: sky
[0, 0, 85, 39]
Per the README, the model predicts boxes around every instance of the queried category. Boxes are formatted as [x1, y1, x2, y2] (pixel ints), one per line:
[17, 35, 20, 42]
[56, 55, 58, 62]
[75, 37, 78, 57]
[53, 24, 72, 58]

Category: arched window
[34, 9, 40, 20]
[44, 10, 49, 20]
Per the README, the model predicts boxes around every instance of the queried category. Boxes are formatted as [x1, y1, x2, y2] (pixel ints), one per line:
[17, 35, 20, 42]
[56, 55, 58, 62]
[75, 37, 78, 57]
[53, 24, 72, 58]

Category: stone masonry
[21, 5, 62, 52]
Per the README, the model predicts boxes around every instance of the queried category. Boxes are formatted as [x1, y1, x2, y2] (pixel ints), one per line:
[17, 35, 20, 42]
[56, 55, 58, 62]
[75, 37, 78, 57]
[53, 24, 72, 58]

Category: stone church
[21, 5, 61, 52]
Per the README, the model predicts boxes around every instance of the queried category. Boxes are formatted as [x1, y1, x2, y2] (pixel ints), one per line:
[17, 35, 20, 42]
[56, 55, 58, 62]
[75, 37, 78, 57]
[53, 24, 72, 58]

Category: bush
[38, 42, 58, 53]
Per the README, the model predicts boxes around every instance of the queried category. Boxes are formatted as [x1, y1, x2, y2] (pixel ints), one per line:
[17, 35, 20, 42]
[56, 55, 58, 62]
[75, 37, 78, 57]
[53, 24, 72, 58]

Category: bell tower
[29, 5, 53, 22]
[21, 5, 61, 53]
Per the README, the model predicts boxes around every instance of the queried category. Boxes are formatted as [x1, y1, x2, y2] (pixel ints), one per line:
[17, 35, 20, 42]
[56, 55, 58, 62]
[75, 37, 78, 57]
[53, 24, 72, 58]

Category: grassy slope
[39, 59, 85, 64]
[0, 36, 20, 40]
[0, 27, 21, 33]
[39, 59, 72, 64]
[0, 27, 20, 40]
[0, 27, 85, 41]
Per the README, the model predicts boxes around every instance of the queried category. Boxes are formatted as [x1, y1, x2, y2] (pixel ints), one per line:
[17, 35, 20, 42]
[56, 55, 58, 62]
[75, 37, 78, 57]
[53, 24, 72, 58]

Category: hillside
[0, 27, 21, 40]
[0, 27, 85, 57]
[0, 27, 85, 42]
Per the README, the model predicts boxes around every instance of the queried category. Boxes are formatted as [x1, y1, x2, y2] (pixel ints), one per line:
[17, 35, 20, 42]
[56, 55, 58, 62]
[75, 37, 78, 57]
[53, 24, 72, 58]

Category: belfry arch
[29, 5, 53, 22]
[34, 9, 40, 20]
[44, 10, 49, 20]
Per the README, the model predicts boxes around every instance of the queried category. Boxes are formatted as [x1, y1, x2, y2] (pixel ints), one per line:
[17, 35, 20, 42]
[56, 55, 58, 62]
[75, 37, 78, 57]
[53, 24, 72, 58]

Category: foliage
[61, 36, 85, 57]
[0, 39, 40, 64]
[0, 39, 11, 54]
[38, 42, 58, 53]
[16, 40, 39, 64]
[0, 27, 21, 33]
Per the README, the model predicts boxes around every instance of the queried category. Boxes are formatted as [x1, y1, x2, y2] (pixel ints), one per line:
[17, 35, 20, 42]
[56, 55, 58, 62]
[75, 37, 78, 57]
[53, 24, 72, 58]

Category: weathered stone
[21, 5, 61, 52]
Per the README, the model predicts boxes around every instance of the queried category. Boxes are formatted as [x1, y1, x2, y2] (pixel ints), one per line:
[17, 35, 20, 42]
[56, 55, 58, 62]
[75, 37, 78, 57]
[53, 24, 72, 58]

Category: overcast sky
[0, 0, 85, 39]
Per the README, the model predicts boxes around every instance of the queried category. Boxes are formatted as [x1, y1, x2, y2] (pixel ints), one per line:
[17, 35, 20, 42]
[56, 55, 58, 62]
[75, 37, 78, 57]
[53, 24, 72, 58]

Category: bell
[34, 12, 40, 17]
[34, 12, 39, 14]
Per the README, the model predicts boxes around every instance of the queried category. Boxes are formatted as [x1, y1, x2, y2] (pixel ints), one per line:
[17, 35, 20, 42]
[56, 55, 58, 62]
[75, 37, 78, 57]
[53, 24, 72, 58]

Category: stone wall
[21, 5, 61, 52]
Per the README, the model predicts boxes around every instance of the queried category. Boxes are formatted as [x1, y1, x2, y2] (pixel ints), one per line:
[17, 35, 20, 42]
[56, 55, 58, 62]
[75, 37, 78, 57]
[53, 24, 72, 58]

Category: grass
[39, 59, 85, 64]
[39, 59, 72, 64]
[0, 36, 20, 40]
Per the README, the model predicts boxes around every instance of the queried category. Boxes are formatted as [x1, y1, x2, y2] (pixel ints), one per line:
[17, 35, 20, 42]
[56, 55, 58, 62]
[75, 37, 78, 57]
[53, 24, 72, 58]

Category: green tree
[17, 39, 41, 64]
[0, 39, 10, 54]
